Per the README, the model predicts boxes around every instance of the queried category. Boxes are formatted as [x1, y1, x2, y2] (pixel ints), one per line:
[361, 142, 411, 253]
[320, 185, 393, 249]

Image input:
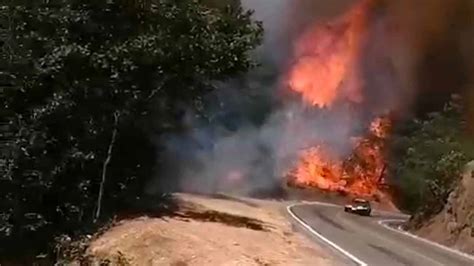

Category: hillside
[413, 161, 474, 254]
[87, 194, 335, 265]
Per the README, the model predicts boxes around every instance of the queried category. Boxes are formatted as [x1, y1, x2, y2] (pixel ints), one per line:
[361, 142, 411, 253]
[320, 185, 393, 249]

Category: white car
[344, 199, 372, 216]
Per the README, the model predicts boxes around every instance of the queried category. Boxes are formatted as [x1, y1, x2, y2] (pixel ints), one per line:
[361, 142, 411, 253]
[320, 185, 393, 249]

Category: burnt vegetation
[175, 210, 268, 231]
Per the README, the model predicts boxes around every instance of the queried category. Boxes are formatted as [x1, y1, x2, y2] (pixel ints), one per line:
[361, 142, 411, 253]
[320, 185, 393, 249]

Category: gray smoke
[147, 0, 373, 197]
[148, 0, 474, 197]
[155, 104, 363, 196]
[242, 0, 356, 66]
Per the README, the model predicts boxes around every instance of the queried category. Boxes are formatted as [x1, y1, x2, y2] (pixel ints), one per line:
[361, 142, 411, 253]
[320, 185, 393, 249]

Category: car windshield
[353, 199, 369, 206]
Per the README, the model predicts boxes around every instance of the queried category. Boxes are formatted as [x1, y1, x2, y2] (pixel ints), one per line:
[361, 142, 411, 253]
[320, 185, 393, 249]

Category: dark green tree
[391, 100, 474, 223]
[1, 0, 262, 259]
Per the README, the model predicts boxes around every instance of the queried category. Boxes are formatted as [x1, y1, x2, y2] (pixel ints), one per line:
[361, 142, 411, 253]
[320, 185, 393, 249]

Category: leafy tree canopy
[1, 0, 262, 260]
[391, 99, 474, 221]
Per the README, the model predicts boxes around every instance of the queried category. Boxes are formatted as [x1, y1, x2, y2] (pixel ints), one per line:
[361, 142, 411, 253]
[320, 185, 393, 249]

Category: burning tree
[287, 116, 392, 198]
[285, 0, 395, 200]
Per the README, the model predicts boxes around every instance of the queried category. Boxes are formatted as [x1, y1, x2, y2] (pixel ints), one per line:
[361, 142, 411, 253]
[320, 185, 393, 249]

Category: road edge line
[287, 203, 368, 266]
[378, 219, 474, 262]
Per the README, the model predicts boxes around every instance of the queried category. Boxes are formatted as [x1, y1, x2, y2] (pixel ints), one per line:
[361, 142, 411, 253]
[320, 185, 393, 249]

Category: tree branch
[94, 111, 120, 222]
[146, 78, 167, 101]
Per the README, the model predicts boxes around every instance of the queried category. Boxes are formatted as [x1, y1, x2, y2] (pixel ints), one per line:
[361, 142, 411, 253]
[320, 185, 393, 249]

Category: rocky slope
[415, 161, 474, 254]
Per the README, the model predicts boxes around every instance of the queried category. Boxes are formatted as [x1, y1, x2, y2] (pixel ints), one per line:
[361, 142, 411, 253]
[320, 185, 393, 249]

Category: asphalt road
[289, 203, 474, 266]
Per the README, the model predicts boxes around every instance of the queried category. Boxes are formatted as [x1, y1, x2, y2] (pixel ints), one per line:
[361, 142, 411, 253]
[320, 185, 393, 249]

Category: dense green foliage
[391, 99, 474, 221]
[0, 0, 262, 260]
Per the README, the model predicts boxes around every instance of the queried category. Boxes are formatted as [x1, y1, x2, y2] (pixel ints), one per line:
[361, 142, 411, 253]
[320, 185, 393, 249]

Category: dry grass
[88, 193, 336, 266]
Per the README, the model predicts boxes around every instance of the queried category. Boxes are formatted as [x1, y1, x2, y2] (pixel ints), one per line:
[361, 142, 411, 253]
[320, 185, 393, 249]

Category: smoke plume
[381, 0, 474, 115]
[149, 0, 474, 197]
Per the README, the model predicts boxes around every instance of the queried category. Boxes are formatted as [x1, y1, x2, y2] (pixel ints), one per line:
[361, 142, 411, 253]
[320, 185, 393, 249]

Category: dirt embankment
[88, 193, 335, 265]
[414, 161, 474, 254]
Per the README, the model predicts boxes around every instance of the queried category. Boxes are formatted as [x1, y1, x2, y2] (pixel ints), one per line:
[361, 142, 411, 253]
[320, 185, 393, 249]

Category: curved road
[289, 203, 474, 266]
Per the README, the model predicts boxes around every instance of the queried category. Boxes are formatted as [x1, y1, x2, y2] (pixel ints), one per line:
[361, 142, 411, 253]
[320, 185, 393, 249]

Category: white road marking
[287, 203, 368, 266]
[378, 219, 474, 263]
[343, 216, 443, 266]
[289, 202, 473, 265]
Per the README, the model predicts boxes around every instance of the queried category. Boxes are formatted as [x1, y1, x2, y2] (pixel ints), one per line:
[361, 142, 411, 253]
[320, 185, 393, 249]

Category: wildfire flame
[287, 0, 373, 108]
[287, 117, 391, 198]
[286, 0, 393, 200]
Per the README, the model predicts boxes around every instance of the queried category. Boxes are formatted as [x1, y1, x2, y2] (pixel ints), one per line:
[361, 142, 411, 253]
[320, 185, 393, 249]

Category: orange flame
[287, 0, 374, 107]
[287, 146, 345, 191]
[286, 0, 393, 200]
[288, 117, 391, 198]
